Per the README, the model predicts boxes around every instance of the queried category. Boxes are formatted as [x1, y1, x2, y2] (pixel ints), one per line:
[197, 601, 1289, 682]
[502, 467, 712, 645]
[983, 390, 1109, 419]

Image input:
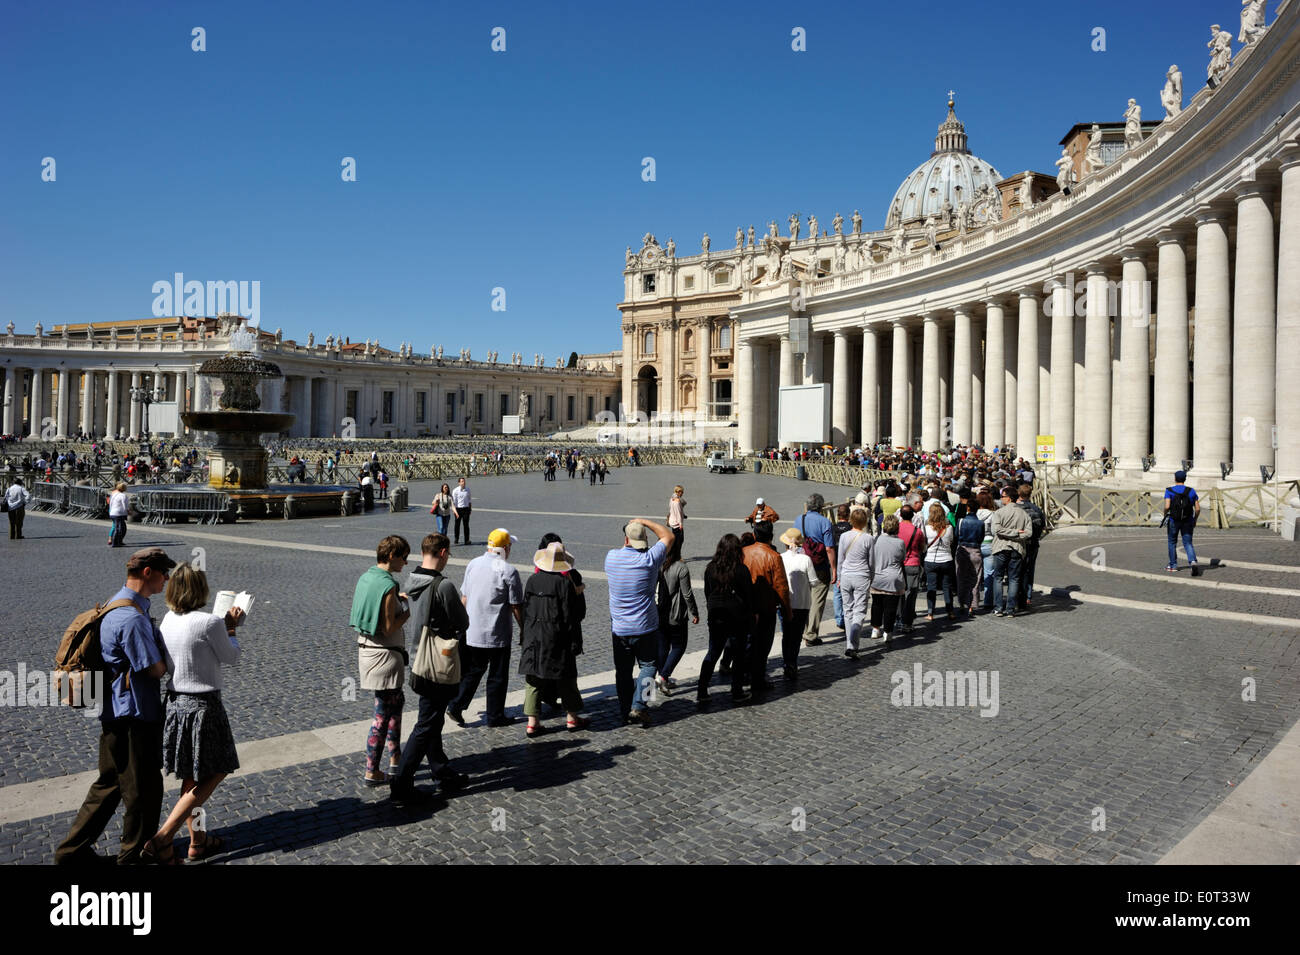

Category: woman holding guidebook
[142, 562, 247, 864]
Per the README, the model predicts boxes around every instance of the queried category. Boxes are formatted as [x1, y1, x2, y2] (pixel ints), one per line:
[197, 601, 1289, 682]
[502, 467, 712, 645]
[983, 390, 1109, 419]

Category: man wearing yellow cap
[447, 528, 522, 727]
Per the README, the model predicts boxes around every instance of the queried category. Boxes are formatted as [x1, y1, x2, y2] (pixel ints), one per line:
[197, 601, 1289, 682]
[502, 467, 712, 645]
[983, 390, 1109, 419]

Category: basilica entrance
[636, 365, 658, 417]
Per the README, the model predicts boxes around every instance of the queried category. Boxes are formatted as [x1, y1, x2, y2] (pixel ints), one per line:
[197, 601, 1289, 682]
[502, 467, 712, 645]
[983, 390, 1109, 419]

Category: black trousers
[453, 506, 471, 544]
[699, 608, 748, 697]
[7, 507, 24, 539]
[394, 684, 459, 789]
[749, 612, 778, 686]
[1018, 541, 1040, 608]
[55, 718, 163, 865]
[782, 608, 808, 670]
[450, 644, 509, 720]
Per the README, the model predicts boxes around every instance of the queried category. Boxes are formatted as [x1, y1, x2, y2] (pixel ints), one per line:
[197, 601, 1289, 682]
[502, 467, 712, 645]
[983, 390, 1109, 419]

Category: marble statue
[765, 236, 781, 282]
[748, 224, 757, 247]
[626, 246, 635, 267]
[133, 325, 141, 341]
[957, 201, 970, 234]
[788, 214, 800, 241]
[1208, 25, 1233, 84]
[518, 392, 530, 420]
[893, 225, 907, 258]
[1084, 124, 1105, 175]
[701, 233, 710, 253]
[274, 328, 283, 343]
[832, 212, 843, 235]
[1018, 176, 1034, 211]
[108, 325, 117, 341]
[833, 242, 846, 272]
[735, 227, 744, 248]
[852, 209, 862, 234]
[1124, 99, 1143, 150]
[307, 332, 314, 347]
[1161, 65, 1183, 120]
[5, 321, 14, 336]
[767, 221, 778, 241]
[436, 345, 444, 359]
[665, 237, 675, 258]
[1055, 147, 1076, 192]
[924, 216, 938, 249]
[779, 252, 794, 279]
[1239, 0, 1267, 44]
[61, 324, 69, 340]
[808, 215, 818, 240]
[941, 199, 954, 229]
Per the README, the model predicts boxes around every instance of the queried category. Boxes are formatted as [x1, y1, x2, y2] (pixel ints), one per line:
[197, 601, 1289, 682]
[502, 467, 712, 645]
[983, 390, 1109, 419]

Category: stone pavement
[0, 466, 1296, 863]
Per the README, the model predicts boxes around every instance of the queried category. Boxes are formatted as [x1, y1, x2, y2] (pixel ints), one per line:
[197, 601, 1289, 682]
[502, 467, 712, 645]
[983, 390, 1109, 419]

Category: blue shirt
[461, 551, 523, 649]
[795, 511, 835, 551]
[99, 586, 164, 723]
[605, 540, 667, 636]
[1164, 483, 1199, 503]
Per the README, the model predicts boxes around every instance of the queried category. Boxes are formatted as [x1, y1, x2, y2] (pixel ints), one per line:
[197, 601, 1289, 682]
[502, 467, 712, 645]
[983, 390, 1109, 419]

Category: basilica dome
[885, 98, 1003, 228]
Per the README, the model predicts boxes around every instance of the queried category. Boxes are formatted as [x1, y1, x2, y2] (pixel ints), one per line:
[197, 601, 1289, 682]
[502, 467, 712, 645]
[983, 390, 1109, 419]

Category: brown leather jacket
[745, 504, 780, 525]
[743, 542, 791, 622]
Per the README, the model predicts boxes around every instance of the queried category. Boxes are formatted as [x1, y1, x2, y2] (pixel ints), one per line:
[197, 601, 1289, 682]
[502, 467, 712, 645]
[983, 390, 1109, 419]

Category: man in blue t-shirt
[56, 547, 175, 865]
[605, 517, 672, 725]
[795, 494, 837, 646]
[1163, 470, 1201, 572]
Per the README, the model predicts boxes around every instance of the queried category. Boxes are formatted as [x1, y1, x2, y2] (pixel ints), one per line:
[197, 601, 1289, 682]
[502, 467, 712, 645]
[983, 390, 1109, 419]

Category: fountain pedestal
[183, 411, 295, 489]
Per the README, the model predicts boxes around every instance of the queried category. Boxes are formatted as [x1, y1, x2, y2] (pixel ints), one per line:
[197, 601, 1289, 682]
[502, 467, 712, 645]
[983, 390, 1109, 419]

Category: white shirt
[160, 610, 241, 693]
[781, 550, 814, 610]
[109, 490, 128, 517]
[451, 485, 471, 508]
[923, 524, 955, 564]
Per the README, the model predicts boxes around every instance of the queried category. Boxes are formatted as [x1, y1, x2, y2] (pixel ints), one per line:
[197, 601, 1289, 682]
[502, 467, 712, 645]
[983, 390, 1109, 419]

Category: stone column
[1004, 309, 1018, 450]
[106, 371, 120, 438]
[29, 368, 46, 439]
[54, 368, 71, 439]
[1049, 278, 1075, 462]
[1083, 265, 1112, 457]
[698, 319, 712, 421]
[779, 334, 797, 390]
[1277, 152, 1300, 479]
[1, 368, 15, 435]
[1117, 250, 1152, 469]
[861, 325, 879, 446]
[984, 300, 1005, 449]
[1037, 312, 1051, 436]
[1017, 291, 1039, 458]
[1232, 183, 1277, 477]
[752, 340, 771, 450]
[621, 325, 634, 421]
[737, 339, 756, 451]
[1192, 206, 1232, 481]
[78, 371, 94, 436]
[938, 328, 950, 443]
[661, 321, 677, 417]
[128, 371, 142, 439]
[1073, 311, 1086, 450]
[832, 329, 851, 446]
[891, 320, 910, 446]
[971, 317, 983, 447]
[302, 375, 314, 437]
[921, 313, 941, 449]
[952, 308, 972, 446]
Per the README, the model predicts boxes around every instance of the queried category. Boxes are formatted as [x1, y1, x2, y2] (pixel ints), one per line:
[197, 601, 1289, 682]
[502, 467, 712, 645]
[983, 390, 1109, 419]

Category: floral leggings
[365, 689, 404, 775]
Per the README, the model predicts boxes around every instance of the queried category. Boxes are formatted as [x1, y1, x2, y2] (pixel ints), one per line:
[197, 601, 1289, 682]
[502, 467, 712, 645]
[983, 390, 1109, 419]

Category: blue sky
[0, 0, 1235, 358]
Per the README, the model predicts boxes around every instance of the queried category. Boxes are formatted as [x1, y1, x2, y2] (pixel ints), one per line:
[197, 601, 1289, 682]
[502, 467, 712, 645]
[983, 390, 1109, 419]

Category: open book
[213, 590, 255, 618]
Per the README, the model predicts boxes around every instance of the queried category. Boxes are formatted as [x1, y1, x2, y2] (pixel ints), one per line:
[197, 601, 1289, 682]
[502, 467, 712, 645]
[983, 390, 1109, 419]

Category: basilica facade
[620, 1, 1300, 484]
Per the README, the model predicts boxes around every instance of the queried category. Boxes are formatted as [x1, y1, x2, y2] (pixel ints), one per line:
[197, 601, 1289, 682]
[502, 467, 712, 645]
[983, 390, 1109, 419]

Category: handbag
[413, 625, 460, 684]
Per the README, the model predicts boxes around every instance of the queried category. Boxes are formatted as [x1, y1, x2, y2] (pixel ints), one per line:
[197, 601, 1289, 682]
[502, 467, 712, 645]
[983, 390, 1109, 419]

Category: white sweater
[160, 611, 241, 693]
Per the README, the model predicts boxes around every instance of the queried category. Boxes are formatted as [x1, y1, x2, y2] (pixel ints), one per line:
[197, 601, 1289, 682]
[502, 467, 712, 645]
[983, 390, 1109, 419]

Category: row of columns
[736, 156, 1300, 478]
[1, 366, 192, 440]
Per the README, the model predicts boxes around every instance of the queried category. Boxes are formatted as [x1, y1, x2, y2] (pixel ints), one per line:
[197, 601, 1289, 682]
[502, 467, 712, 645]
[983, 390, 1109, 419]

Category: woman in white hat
[778, 527, 813, 680]
[519, 539, 590, 737]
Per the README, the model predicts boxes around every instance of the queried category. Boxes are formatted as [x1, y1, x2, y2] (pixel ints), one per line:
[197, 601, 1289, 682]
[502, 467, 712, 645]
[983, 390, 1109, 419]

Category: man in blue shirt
[56, 547, 175, 865]
[605, 517, 672, 725]
[1164, 470, 1201, 573]
[794, 494, 837, 646]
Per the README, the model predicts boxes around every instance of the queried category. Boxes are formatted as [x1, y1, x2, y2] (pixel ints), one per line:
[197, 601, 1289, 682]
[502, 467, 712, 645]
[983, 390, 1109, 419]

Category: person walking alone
[1164, 469, 1201, 573]
[108, 482, 129, 548]
[451, 476, 472, 545]
[667, 485, 687, 548]
[5, 476, 30, 540]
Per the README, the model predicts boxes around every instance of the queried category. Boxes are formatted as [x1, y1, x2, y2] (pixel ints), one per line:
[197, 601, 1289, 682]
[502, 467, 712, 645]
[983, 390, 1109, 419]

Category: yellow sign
[1035, 434, 1055, 463]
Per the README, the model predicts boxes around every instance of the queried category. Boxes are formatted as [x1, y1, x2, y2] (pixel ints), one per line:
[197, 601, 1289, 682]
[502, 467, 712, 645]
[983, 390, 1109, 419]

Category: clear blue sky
[0, 0, 1234, 357]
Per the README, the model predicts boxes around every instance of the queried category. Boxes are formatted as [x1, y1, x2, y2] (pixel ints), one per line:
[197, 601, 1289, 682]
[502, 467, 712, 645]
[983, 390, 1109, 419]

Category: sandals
[526, 723, 545, 739]
[141, 836, 179, 866]
[566, 716, 591, 732]
[188, 834, 225, 862]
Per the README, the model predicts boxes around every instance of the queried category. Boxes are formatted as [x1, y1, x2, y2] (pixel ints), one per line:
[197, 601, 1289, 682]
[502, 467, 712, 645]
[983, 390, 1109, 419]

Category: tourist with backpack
[55, 547, 177, 865]
[1164, 470, 1201, 573]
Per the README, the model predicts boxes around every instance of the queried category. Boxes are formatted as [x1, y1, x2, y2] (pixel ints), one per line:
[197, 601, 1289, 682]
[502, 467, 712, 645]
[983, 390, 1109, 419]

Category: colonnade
[736, 157, 1300, 481]
[1, 365, 192, 441]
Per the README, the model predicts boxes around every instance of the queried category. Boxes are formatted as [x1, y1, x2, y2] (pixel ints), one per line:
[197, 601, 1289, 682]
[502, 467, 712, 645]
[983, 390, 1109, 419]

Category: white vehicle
[706, 450, 741, 474]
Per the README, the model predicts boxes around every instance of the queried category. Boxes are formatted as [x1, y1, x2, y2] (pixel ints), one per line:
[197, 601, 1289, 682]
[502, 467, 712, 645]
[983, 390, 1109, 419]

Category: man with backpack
[1164, 470, 1201, 573]
[55, 547, 176, 865]
[795, 494, 837, 646]
[1015, 484, 1046, 610]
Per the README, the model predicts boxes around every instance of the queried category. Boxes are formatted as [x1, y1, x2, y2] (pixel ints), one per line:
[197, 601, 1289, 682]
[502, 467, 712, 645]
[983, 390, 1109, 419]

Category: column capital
[1192, 199, 1234, 224]
[983, 296, 1007, 310]
[1119, 245, 1148, 262]
[832, 328, 849, 341]
[921, 311, 941, 324]
[1154, 226, 1186, 245]
[1232, 179, 1276, 203]
[1016, 287, 1040, 301]
[1081, 261, 1109, 276]
[1276, 142, 1300, 172]
[951, 305, 974, 318]
[891, 316, 910, 328]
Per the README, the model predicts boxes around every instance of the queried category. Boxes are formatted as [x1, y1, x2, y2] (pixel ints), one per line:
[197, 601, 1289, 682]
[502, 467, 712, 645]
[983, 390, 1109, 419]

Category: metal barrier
[134, 490, 231, 525]
[31, 482, 68, 512]
[66, 485, 109, 519]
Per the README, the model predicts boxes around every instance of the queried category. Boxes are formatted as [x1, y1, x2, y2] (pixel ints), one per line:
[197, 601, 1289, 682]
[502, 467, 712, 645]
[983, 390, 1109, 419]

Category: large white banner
[777, 384, 829, 445]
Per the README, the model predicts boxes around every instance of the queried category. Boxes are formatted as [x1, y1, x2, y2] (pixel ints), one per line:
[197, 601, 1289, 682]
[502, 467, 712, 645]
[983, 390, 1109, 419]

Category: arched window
[683, 329, 694, 354]
[644, 330, 655, 354]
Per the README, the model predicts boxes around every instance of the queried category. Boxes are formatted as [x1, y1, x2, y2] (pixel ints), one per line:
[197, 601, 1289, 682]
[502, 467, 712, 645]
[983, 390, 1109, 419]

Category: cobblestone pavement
[1, 467, 1297, 863]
